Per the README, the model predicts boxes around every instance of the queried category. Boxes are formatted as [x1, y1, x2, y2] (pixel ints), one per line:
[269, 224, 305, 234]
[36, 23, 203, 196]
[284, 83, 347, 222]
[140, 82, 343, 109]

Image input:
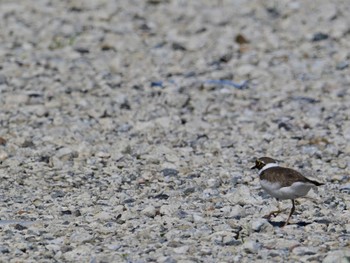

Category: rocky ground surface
[0, 0, 350, 262]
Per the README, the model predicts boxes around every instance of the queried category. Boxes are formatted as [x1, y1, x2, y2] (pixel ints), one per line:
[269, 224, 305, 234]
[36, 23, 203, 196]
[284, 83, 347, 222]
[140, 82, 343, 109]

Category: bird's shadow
[267, 220, 312, 228]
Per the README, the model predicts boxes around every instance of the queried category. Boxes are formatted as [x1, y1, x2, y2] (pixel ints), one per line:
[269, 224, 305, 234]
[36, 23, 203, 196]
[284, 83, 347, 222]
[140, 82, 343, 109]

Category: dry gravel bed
[0, 0, 349, 262]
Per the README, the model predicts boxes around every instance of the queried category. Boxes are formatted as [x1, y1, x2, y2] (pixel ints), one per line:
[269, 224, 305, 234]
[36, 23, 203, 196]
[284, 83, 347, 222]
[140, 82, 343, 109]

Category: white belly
[260, 180, 313, 200]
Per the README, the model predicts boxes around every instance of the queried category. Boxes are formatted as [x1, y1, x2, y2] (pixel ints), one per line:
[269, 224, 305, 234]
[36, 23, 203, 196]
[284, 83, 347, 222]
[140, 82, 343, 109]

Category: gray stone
[251, 219, 273, 232]
[161, 168, 179, 177]
[69, 230, 93, 243]
[336, 61, 349, 70]
[142, 206, 157, 218]
[242, 240, 261, 253]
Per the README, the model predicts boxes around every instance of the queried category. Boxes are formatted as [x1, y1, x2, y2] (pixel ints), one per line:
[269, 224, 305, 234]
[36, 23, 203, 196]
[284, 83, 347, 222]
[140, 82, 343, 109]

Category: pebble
[0, 150, 9, 161]
[173, 245, 189, 254]
[312, 32, 329, 42]
[323, 250, 350, 263]
[0, 74, 7, 85]
[192, 214, 205, 223]
[228, 185, 257, 205]
[340, 184, 350, 193]
[69, 230, 93, 243]
[95, 152, 111, 159]
[242, 240, 261, 254]
[251, 219, 273, 232]
[336, 61, 349, 70]
[0, 245, 9, 254]
[207, 178, 221, 188]
[142, 206, 157, 218]
[94, 211, 113, 221]
[292, 246, 317, 256]
[159, 205, 178, 216]
[161, 168, 179, 177]
[56, 147, 78, 160]
[229, 205, 245, 219]
[337, 160, 347, 169]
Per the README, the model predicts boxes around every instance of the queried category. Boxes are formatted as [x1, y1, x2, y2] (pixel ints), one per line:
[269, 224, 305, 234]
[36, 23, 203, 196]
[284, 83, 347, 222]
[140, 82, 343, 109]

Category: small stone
[278, 122, 292, 131]
[183, 187, 196, 196]
[51, 190, 66, 198]
[200, 247, 212, 256]
[323, 250, 350, 263]
[202, 188, 220, 199]
[161, 168, 179, 177]
[340, 183, 350, 194]
[74, 210, 82, 217]
[74, 46, 89, 54]
[171, 42, 186, 51]
[229, 205, 245, 219]
[312, 32, 329, 42]
[94, 211, 113, 221]
[192, 214, 204, 223]
[231, 174, 242, 187]
[61, 210, 72, 215]
[251, 219, 272, 232]
[160, 204, 178, 216]
[70, 230, 93, 243]
[301, 145, 318, 156]
[142, 206, 157, 218]
[233, 255, 243, 262]
[107, 243, 121, 250]
[173, 245, 189, 254]
[336, 61, 349, 70]
[242, 240, 261, 253]
[0, 137, 6, 145]
[158, 257, 177, 263]
[33, 105, 48, 117]
[228, 185, 257, 205]
[223, 235, 241, 246]
[49, 156, 63, 169]
[207, 178, 221, 188]
[21, 140, 35, 148]
[337, 160, 347, 169]
[96, 152, 111, 159]
[13, 224, 27, 231]
[153, 193, 169, 200]
[0, 74, 7, 85]
[45, 244, 61, 253]
[235, 34, 249, 44]
[236, 64, 255, 76]
[292, 246, 317, 256]
[288, 1, 300, 10]
[0, 151, 8, 161]
[0, 246, 9, 253]
[118, 123, 132, 132]
[56, 147, 78, 160]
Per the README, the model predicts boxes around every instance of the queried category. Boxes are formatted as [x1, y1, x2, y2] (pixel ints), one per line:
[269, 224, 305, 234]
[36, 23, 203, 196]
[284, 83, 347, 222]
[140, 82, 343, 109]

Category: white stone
[142, 206, 157, 218]
[251, 219, 272, 232]
[242, 240, 261, 253]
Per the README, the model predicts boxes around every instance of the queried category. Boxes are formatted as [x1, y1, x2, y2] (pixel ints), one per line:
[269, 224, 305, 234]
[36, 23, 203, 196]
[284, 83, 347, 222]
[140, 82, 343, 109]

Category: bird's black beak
[251, 165, 257, 170]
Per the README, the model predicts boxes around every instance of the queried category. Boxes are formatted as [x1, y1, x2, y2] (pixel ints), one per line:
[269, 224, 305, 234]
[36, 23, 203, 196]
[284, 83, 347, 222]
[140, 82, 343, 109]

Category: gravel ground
[0, 0, 350, 262]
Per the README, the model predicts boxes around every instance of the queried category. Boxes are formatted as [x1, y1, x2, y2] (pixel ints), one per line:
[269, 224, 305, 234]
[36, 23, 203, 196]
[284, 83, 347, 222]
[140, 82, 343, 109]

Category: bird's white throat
[258, 163, 279, 175]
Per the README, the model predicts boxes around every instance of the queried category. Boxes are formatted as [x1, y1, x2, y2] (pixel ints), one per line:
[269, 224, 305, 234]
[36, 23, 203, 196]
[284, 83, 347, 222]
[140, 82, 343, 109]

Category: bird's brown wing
[260, 167, 322, 187]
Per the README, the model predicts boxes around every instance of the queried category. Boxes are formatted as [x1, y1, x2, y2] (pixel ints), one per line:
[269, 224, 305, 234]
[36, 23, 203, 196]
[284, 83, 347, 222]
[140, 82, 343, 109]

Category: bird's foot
[263, 210, 282, 219]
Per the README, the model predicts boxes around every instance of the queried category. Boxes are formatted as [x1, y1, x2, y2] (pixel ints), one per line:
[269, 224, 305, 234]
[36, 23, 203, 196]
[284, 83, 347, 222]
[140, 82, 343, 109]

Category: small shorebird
[251, 157, 324, 226]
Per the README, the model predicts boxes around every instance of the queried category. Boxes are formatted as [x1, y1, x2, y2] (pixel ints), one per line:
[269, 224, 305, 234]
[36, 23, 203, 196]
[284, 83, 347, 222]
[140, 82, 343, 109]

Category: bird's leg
[263, 199, 283, 219]
[283, 199, 295, 227]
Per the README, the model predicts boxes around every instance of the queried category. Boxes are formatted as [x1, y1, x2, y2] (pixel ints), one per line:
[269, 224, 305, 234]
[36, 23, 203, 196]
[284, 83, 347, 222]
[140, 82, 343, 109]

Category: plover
[251, 157, 324, 226]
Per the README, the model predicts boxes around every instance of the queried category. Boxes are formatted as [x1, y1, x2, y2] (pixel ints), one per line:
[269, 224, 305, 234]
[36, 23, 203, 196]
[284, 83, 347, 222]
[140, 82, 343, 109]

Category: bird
[251, 157, 324, 226]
